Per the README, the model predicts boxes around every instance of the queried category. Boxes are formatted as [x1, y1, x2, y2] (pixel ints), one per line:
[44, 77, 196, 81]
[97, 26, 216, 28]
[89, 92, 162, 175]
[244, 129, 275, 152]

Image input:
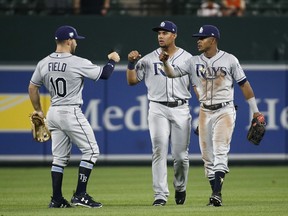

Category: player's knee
[174, 152, 189, 163]
[82, 152, 99, 164]
[53, 156, 70, 167]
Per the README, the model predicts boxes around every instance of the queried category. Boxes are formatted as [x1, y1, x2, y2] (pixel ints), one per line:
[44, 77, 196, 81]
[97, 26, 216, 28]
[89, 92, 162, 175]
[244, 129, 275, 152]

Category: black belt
[52, 104, 81, 108]
[152, 100, 187, 108]
[202, 102, 230, 110]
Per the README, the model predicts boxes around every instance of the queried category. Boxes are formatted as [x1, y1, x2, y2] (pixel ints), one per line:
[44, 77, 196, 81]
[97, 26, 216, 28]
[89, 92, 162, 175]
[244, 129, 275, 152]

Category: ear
[66, 39, 72, 46]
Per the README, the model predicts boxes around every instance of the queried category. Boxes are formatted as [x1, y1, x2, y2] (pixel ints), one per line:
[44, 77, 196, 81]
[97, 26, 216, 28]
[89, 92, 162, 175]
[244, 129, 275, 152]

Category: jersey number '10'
[50, 77, 67, 97]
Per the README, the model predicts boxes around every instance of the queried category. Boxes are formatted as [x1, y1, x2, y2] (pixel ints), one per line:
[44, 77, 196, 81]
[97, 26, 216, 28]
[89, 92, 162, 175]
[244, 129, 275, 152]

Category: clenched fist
[128, 50, 142, 62]
[108, 51, 120, 62]
[159, 51, 169, 63]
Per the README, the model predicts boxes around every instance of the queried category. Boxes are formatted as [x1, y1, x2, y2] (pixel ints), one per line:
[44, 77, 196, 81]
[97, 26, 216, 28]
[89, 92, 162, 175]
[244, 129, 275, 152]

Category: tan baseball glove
[30, 113, 51, 142]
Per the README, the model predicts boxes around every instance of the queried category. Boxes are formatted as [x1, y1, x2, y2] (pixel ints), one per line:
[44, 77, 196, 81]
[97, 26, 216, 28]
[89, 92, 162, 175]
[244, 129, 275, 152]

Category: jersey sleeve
[230, 55, 246, 84]
[173, 56, 194, 77]
[30, 62, 43, 87]
[135, 58, 146, 81]
[73, 57, 102, 81]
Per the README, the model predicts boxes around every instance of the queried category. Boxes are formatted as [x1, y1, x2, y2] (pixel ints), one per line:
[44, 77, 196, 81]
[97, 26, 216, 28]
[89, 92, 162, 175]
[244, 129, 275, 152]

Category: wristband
[247, 97, 259, 113]
[128, 61, 135, 70]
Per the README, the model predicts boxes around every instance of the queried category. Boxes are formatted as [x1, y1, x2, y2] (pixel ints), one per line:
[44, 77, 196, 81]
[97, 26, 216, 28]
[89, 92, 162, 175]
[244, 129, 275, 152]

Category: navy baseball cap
[55, 25, 85, 40]
[152, 21, 177, 34]
[192, 25, 220, 39]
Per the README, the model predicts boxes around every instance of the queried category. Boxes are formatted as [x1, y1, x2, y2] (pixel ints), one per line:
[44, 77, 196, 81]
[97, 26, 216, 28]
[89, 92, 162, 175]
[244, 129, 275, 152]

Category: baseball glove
[247, 114, 266, 145]
[30, 113, 51, 142]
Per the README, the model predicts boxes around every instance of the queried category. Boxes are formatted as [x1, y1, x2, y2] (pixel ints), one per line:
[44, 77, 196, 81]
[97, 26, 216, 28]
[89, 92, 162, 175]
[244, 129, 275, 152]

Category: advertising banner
[0, 65, 287, 162]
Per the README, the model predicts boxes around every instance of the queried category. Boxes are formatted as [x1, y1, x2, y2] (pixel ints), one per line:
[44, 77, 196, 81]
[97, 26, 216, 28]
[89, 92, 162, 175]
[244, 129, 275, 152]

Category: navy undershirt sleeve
[100, 59, 116, 79]
[238, 78, 247, 86]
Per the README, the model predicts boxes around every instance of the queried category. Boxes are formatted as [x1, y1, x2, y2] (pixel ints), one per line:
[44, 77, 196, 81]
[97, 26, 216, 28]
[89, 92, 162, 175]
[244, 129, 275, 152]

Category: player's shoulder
[138, 49, 158, 61]
[177, 47, 193, 58]
[220, 50, 238, 60]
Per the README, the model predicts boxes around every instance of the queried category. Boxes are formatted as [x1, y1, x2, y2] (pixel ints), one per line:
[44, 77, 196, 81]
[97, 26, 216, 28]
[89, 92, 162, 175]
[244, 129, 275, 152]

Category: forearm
[240, 81, 259, 114]
[162, 61, 177, 78]
[100, 59, 116, 79]
[28, 83, 42, 112]
[126, 66, 139, 85]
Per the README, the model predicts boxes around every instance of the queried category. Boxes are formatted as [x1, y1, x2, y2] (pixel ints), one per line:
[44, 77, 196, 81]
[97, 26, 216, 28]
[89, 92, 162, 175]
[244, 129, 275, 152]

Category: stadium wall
[0, 64, 287, 164]
[0, 16, 287, 63]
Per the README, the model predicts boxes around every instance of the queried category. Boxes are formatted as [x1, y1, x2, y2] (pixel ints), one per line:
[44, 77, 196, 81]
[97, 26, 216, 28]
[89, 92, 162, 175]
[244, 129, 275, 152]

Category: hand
[128, 50, 141, 62]
[33, 110, 44, 118]
[253, 112, 266, 124]
[108, 51, 120, 63]
[159, 51, 169, 63]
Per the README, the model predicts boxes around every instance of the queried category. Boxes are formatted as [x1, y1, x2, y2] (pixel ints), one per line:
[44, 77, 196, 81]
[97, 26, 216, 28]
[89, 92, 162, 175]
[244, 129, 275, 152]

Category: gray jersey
[30, 52, 102, 106]
[175, 50, 246, 105]
[135, 48, 192, 101]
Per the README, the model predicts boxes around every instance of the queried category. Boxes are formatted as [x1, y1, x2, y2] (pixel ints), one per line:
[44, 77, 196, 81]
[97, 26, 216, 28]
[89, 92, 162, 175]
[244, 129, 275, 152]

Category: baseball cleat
[175, 190, 186, 205]
[49, 197, 72, 208]
[209, 193, 222, 207]
[152, 199, 166, 206]
[71, 192, 102, 208]
[206, 199, 214, 206]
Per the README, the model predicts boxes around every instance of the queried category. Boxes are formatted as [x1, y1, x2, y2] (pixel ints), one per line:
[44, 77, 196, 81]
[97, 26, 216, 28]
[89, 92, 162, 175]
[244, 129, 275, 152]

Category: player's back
[36, 52, 101, 106]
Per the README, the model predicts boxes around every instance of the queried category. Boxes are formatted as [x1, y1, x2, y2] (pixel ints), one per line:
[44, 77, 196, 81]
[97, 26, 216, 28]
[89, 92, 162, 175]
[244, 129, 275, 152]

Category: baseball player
[28, 25, 120, 208]
[161, 25, 264, 206]
[126, 21, 193, 206]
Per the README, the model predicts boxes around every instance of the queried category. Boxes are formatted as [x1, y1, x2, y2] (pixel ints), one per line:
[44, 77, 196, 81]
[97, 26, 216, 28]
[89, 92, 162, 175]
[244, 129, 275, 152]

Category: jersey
[30, 52, 102, 106]
[135, 48, 192, 101]
[175, 50, 246, 105]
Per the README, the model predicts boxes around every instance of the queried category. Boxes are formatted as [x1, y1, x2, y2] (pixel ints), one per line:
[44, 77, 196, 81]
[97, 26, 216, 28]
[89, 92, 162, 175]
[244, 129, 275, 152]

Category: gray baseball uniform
[172, 50, 245, 177]
[135, 47, 192, 201]
[30, 52, 102, 166]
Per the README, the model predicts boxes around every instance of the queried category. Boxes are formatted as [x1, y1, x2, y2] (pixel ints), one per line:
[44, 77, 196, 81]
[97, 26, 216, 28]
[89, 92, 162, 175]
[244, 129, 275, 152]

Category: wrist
[247, 97, 259, 113]
[127, 61, 135, 70]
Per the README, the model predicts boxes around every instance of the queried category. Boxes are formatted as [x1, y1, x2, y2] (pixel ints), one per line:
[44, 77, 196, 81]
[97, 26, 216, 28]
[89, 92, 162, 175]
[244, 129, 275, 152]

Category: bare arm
[28, 83, 44, 117]
[239, 80, 254, 100]
[193, 86, 199, 100]
[126, 50, 141, 85]
[239, 80, 261, 118]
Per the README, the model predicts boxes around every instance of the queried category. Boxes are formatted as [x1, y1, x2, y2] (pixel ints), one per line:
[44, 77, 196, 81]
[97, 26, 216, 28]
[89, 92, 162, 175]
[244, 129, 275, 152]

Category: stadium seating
[0, 0, 287, 16]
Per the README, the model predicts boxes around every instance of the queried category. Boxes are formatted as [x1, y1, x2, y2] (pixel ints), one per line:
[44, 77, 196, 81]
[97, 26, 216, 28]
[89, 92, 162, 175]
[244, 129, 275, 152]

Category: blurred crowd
[0, 0, 288, 16]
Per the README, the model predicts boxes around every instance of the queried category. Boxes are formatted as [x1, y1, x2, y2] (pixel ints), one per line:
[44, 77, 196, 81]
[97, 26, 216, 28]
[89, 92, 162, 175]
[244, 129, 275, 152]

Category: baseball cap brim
[152, 27, 177, 33]
[75, 35, 85, 39]
[192, 33, 211, 38]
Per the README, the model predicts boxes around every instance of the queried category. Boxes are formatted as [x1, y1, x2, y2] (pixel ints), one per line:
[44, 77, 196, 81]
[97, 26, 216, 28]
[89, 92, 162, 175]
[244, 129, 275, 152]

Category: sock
[213, 171, 225, 195]
[209, 177, 215, 191]
[51, 165, 64, 201]
[75, 160, 94, 195]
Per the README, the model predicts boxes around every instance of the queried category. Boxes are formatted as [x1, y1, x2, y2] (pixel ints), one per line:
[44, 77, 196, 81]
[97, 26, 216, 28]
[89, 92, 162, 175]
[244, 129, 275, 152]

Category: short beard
[160, 45, 168, 49]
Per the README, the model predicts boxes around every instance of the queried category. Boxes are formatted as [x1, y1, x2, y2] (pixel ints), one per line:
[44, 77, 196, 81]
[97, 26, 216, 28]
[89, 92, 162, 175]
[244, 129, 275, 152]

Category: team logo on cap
[69, 32, 74, 38]
[199, 27, 203, 33]
[160, 22, 166, 27]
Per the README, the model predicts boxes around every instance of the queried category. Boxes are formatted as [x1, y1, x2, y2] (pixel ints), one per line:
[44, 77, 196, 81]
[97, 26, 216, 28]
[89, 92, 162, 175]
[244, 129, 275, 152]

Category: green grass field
[1, 166, 287, 216]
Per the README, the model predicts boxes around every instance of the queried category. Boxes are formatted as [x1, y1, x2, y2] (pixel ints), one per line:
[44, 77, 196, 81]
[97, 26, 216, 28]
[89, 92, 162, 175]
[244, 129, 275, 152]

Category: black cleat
[206, 198, 214, 206]
[175, 191, 186, 205]
[209, 193, 222, 207]
[152, 199, 166, 206]
[49, 197, 72, 208]
[71, 192, 103, 208]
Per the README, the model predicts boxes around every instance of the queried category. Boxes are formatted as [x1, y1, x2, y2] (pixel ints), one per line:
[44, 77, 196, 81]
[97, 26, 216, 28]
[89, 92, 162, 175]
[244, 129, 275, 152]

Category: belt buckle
[177, 99, 186, 106]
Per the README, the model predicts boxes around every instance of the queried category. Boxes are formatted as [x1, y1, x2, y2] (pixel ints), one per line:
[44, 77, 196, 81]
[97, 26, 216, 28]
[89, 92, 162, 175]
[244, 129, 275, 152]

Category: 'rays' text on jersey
[153, 62, 167, 76]
[48, 62, 67, 72]
[196, 64, 227, 80]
